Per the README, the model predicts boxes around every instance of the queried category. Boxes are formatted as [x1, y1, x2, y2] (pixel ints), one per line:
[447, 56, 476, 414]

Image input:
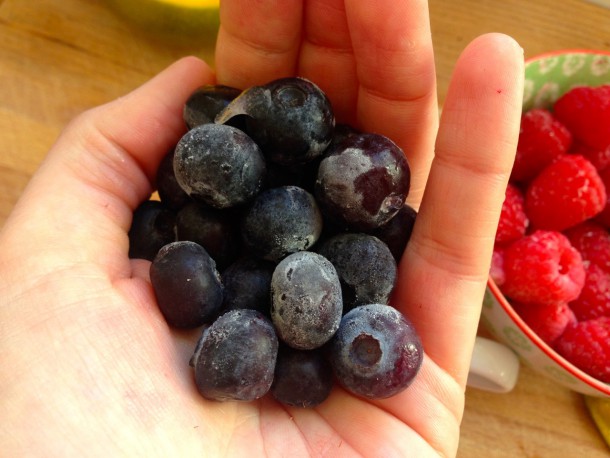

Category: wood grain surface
[1, 0, 609, 456]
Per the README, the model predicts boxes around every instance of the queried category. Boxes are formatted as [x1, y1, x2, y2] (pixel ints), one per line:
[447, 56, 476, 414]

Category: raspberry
[564, 221, 610, 274]
[554, 316, 610, 383]
[511, 300, 576, 346]
[553, 84, 610, 151]
[501, 230, 585, 304]
[568, 263, 610, 321]
[495, 183, 529, 244]
[569, 141, 610, 172]
[490, 245, 506, 287]
[525, 154, 606, 231]
[511, 108, 572, 182]
[594, 166, 610, 228]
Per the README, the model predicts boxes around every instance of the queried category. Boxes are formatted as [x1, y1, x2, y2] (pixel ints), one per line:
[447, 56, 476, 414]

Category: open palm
[0, 1, 524, 457]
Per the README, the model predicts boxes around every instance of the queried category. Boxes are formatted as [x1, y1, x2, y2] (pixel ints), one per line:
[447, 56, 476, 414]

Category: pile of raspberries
[492, 84, 610, 383]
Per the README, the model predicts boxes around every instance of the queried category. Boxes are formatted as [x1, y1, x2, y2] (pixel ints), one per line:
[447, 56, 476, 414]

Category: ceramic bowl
[481, 50, 610, 398]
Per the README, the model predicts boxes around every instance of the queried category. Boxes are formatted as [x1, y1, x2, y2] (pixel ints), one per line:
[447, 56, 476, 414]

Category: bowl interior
[482, 50, 610, 397]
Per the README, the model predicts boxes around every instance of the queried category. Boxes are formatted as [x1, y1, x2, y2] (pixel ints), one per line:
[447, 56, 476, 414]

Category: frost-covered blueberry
[315, 132, 410, 231]
[183, 84, 241, 130]
[328, 304, 423, 399]
[216, 77, 335, 166]
[241, 186, 323, 262]
[192, 309, 278, 402]
[270, 251, 342, 349]
[316, 233, 397, 312]
[173, 123, 266, 209]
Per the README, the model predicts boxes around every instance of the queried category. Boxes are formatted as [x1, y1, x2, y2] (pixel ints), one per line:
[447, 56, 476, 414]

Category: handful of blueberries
[129, 77, 424, 407]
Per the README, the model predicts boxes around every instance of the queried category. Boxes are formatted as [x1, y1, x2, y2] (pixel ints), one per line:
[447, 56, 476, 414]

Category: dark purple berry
[317, 233, 397, 312]
[128, 200, 176, 261]
[315, 132, 410, 231]
[271, 345, 333, 408]
[183, 85, 241, 130]
[175, 201, 242, 271]
[369, 203, 417, 262]
[221, 256, 275, 316]
[150, 241, 223, 328]
[216, 77, 335, 166]
[327, 123, 360, 148]
[173, 123, 266, 208]
[241, 186, 323, 262]
[192, 309, 278, 402]
[270, 251, 342, 349]
[329, 304, 423, 399]
[156, 149, 191, 211]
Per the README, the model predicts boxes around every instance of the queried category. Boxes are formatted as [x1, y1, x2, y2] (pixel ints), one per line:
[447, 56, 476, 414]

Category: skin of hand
[0, 1, 524, 457]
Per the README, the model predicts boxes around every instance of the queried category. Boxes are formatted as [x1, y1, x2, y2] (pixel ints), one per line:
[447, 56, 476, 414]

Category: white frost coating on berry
[173, 124, 265, 209]
[318, 147, 373, 205]
[242, 186, 323, 261]
[315, 132, 410, 231]
[271, 252, 343, 350]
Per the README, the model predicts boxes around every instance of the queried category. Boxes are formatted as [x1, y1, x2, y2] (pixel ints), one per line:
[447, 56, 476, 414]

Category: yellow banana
[106, 0, 220, 38]
[585, 396, 610, 448]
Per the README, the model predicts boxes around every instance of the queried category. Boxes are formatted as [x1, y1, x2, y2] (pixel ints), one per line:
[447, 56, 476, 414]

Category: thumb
[0, 57, 214, 278]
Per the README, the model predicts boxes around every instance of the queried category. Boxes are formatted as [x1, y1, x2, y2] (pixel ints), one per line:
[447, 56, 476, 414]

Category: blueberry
[173, 123, 266, 209]
[315, 132, 410, 231]
[316, 233, 397, 312]
[150, 241, 223, 328]
[156, 149, 191, 211]
[192, 309, 278, 402]
[328, 304, 423, 399]
[128, 200, 176, 261]
[271, 345, 333, 408]
[175, 201, 242, 271]
[216, 77, 335, 166]
[183, 85, 242, 130]
[241, 186, 323, 262]
[221, 256, 275, 316]
[271, 251, 342, 350]
[368, 203, 417, 263]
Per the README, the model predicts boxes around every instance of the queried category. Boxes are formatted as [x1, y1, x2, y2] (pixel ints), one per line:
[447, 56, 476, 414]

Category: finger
[297, 0, 357, 123]
[344, 0, 438, 205]
[215, 0, 303, 88]
[393, 34, 524, 386]
[1, 57, 214, 276]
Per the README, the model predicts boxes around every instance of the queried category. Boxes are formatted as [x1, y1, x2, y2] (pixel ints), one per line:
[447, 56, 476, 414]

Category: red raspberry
[511, 108, 572, 182]
[554, 316, 610, 383]
[490, 245, 506, 286]
[553, 84, 610, 151]
[525, 154, 606, 231]
[495, 183, 529, 244]
[569, 141, 610, 172]
[512, 300, 576, 346]
[594, 166, 610, 228]
[501, 230, 585, 304]
[564, 221, 610, 274]
[568, 263, 610, 321]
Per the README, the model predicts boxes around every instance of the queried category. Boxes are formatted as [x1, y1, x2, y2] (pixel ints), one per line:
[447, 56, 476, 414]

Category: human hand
[0, 1, 524, 457]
